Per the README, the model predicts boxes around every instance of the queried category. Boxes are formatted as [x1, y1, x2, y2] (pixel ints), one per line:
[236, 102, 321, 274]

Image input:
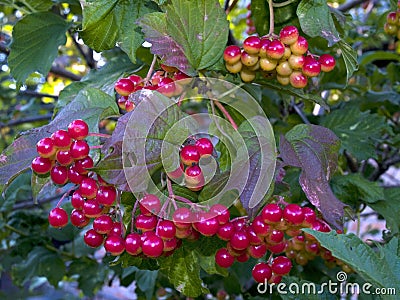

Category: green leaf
[0, 88, 118, 193]
[338, 40, 359, 83]
[135, 269, 159, 300]
[297, 0, 340, 46]
[8, 12, 71, 83]
[331, 173, 384, 204]
[303, 230, 400, 298]
[11, 246, 65, 287]
[321, 106, 391, 160]
[80, 0, 158, 62]
[159, 244, 209, 297]
[369, 188, 400, 234]
[359, 51, 400, 65]
[280, 124, 346, 229]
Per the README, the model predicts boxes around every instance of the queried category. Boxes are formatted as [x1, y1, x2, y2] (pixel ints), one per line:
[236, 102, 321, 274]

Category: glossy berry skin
[50, 165, 69, 185]
[210, 204, 230, 224]
[252, 262, 272, 283]
[223, 45, 242, 64]
[260, 57, 277, 71]
[319, 54, 336, 72]
[127, 74, 143, 86]
[272, 256, 292, 275]
[79, 177, 98, 199]
[302, 56, 321, 77]
[70, 209, 90, 228]
[302, 207, 317, 226]
[104, 235, 125, 256]
[262, 203, 283, 223]
[157, 220, 176, 240]
[56, 150, 73, 166]
[158, 77, 176, 97]
[185, 165, 204, 190]
[125, 233, 142, 255]
[93, 214, 113, 234]
[110, 222, 125, 237]
[115, 78, 135, 96]
[172, 207, 193, 229]
[139, 194, 161, 216]
[289, 71, 308, 88]
[135, 214, 158, 232]
[240, 68, 256, 83]
[217, 222, 235, 241]
[70, 140, 90, 160]
[71, 191, 85, 209]
[36, 137, 56, 158]
[125, 100, 135, 112]
[180, 145, 200, 166]
[276, 61, 293, 76]
[193, 213, 219, 236]
[51, 130, 72, 149]
[241, 51, 259, 67]
[283, 203, 305, 224]
[225, 61, 242, 73]
[68, 166, 85, 184]
[279, 25, 299, 45]
[267, 229, 285, 244]
[266, 40, 285, 60]
[195, 138, 214, 158]
[277, 75, 290, 86]
[251, 215, 270, 237]
[215, 248, 235, 268]
[230, 231, 250, 250]
[268, 241, 287, 254]
[387, 11, 399, 25]
[96, 186, 117, 206]
[74, 156, 94, 175]
[83, 199, 103, 218]
[68, 119, 89, 140]
[288, 54, 305, 70]
[259, 38, 271, 58]
[290, 36, 308, 55]
[248, 244, 267, 259]
[48, 207, 69, 228]
[84, 229, 104, 248]
[142, 234, 164, 258]
[243, 36, 261, 54]
[31, 156, 53, 174]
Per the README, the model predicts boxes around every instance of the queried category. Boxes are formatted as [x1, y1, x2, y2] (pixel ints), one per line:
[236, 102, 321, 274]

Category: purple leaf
[279, 124, 347, 230]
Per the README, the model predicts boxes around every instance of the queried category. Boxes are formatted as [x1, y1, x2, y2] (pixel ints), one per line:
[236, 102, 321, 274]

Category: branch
[225, 0, 239, 14]
[69, 31, 96, 69]
[291, 99, 310, 124]
[0, 43, 82, 81]
[21, 90, 58, 99]
[0, 113, 52, 129]
[338, 0, 369, 12]
[369, 154, 400, 181]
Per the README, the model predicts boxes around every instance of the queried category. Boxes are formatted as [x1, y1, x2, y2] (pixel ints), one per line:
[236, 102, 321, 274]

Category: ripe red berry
[248, 244, 267, 259]
[71, 191, 85, 209]
[93, 214, 113, 234]
[70, 140, 90, 160]
[139, 194, 161, 216]
[289, 71, 308, 88]
[267, 229, 285, 244]
[135, 214, 158, 232]
[142, 234, 164, 258]
[48, 207, 68, 228]
[185, 165, 204, 190]
[68, 119, 89, 140]
[279, 25, 299, 45]
[163, 237, 179, 252]
[70, 209, 89, 228]
[195, 138, 214, 158]
[68, 165, 86, 184]
[290, 36, 308, 55]
[252, 262, 272, 283]
[223, 45, 242, 64]
[56, 150, 74, 166]
[115, 78, 135, 96]
[319, 54, 336, 72]
[193, 213, 219, 236]
[302, 207, 317, 226]
[217, 222, 235, 241]
[31, 156, 53, 175]
[79, 177, 98, 199]
[172, 71, 192, 85]
[125, 233, 142, 255]
[302, 56, 321, 77]
[243, 36, 261, 54]
[74, 156, 94, 175]
[127, 74, 143, 86]
[96, 185, 117, 206]
[157, 219, 176, 240]
[109, 222, 125, 237]
[50, 165, 69, 185]
[36, 137, 56, 158]
[268, 241, 287, 254]
[209, 204, 230, 225]
[215, 248, 235, 268]
[180, 145, 200, 166]
[283, 203, 304, 224]
[259, 38, 271, 58]
[247, 227, 263, 245]
[271, 256, 292, 275]
[158, 77, 176, 97]
[167, 163, 184, 180]
[104, 235, 125, 256]
[83, 199, 103, 218]
[51, 130, 72, 149]
[175, 226, 192, 239]
[84, 229, 104, 248]
[172, 207, 193, 229]
[266, 40, 285, 60]
[230, 231, 250, 250]
[251, 215, 270, 237]
[262, 203, 283, 223]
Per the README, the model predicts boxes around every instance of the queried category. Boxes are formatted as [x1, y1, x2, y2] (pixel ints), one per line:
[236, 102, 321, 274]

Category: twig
[268, 0, 275, 35]
[213, 100, 238, 130]
[344, 151, 358, 173]
[21, 90, 58, 99]
[12, 194, 61, 210]
[225, 0, 239, 14]
[338, 0, 369, 12]
[0, 113, 52, 129]
[369, 154, 400, 181]
[144, 55, 158, 83]
[291, 99, 310, 124]
[69, 30, 96, 69]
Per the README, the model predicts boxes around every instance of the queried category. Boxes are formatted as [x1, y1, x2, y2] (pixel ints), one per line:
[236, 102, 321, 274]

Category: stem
[56, 189, 74, 207]
[291, 99, 310, 124]
[213, 100, 238, 130]
[173, 195, 194, 204]
[130, 198, 140, 233]
[272, 0, 297, 7]
[144, 55, 158, 83]
[0, 114, 52, 129]
[5, 224, 28, 236]
[225, 0, 239, 14]
[268, 0, 275, 35]
[166, 177, 174, 198]
[89, 145, 103, 150]
[88, 132, 111, 138]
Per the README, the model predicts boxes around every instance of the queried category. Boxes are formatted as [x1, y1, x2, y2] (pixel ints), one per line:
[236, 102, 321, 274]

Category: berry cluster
[384, 2, 400, 40]
[223, 25, 336, 88]
[245, 4, 256, 35]
[167, 137, 214, 191]
[114, 64, 192, 111]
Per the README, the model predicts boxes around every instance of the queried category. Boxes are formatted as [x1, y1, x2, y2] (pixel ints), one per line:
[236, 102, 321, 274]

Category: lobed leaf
[369, 188, 400, 234]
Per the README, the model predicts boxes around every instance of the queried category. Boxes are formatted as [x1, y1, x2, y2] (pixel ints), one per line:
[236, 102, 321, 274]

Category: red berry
[319, 54, 336, 72]
[247, 227, 263, 245]
[195, 138, 214, 158]
[36, 137, 56, 158]
[96, 185, 117, 206]
[289, 71, 308, 88]
[167, 163, 184, 180]
[290, 36, 308, 55]
[215, 248, 235, 268]
[185, 165, 204, 190]
[151, 70, 165, 85]
[209, 204, 229, 225]
[127, 74, 143, 86]
[84, 229, 104, 248]
[51, 130, 72, 149]
[268, 241, 287, 254]
[125, 233, 142, 255]
[259, 38, 271, 58]
[236, 252, 250, 263]
[158, 77, 176, 97]
[305, 240, 320, 254]
[252, 262, 272, 283]
[271, 256, 292, 275]
[387, 11, 399, 25]
[70, 140, 89, 160]
[266, 40, 285, 60]
[104, 235, 125, 256]
[93, 214, 113, 234]
[125, 100, 135, 112]
[50, 165, 69, 185]
[117, 96, 127, 110]
[79, 177, 98, 199]
[48, 207, 68, 228]
[180, 145, 200, 166]
[172, 71, 192, 85]
[56, 150, 74, 166]
[279, 25, 299, 45]
[68, 119, 89, 140]
[163, 237, 179, 251]
[157, 220, 176, 240]
[230, 231, 250, 250]
[243, 36, 261, 54]
[135, 214, 158, 232]
[175, 226, 192, 239]
[251, 215, 270, 237]
[302, 207, 317, 226]
[83, 199, 103, 218]
[68, 165, 86, 184]
[267, 229, 285, 244]
[71, 191, 85, 209]
[31, 156, 53, 174]
[142, 234, 164, 258]
[70, 209, 89, 228]
[261, 203, 282, 223]
[193, 213, 219, 236]
[139, 194, 161, 216]
[283, 203, 304, 224]
[302, 56, 321, 77]
[115, 78, 135, 96]
[248, 244, 267, 259]
[74, 156, 94, 175]
[217, 222, 235, 241]
[172, 207, 193, 229]
[223, 45, 242, 64]
[109, 222, 125, 237]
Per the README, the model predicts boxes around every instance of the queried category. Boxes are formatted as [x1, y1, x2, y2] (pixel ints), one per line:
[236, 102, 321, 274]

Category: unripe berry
[276, 61, 293, 76]
[266, 40, 285, 60]
[160, 64, 178, 73]
[387, 12, 399, 25]
[240, 68, 256, 82]
[289, 71, 308, 88]
[241, 51, 259, 67]
[225, 61, 242, 73]
[288, 54, 305, 70]
[260, 57, 278, 71]
[290, 36, 308, 55]
[277, 75, 290, 86]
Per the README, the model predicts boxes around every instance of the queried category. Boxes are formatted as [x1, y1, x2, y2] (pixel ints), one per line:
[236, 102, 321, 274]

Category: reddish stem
[89, 145, 103, 149]
[213, 100, 238, 131]
[88, 132, 111, 138]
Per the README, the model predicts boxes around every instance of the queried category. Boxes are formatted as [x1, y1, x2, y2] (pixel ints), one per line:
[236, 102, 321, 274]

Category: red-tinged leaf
[279, 124, 347, 230]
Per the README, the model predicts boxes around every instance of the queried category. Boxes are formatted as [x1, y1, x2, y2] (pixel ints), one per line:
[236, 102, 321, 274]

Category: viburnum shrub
[0, 0, 399, 299]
